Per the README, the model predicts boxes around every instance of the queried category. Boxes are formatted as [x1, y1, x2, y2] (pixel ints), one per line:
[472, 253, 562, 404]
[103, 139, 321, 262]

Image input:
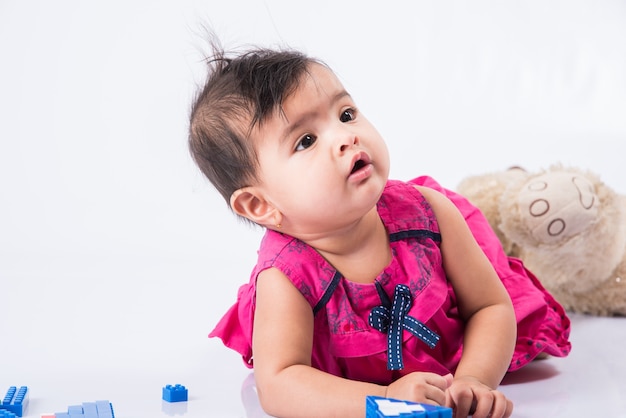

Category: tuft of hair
[188, 36, 320, 207]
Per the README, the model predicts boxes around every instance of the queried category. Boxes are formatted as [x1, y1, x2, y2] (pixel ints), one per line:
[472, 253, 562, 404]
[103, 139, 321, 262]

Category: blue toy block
[95, 400, 114, 418]
[162, 384, 188, 402]
[0, 410, 18, 418]
[82, 402, 98, 418]
[366, 396, 452, 418]
[53, 400, 115, 418]
[68, 405, 83, 413]
[0, 386, 28, 417]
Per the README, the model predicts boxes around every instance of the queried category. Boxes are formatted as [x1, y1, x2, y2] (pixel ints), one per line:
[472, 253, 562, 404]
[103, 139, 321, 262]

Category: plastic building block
[53, 400, 115, 418]
[0, 410, 18, 418]
[366, 396, 452, 418]
[82, 402, 98, 418]
[162, 384, 188, 403]
[0, 386, 28, 417]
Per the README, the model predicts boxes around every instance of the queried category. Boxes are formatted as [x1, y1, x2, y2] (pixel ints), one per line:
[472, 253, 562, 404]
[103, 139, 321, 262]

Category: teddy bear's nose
[573, 176, 596, 209]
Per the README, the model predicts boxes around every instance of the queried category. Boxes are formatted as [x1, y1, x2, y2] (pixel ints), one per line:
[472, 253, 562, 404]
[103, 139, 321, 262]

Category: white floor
[499, 314, 626, 418]
[1, 310, 625, 417]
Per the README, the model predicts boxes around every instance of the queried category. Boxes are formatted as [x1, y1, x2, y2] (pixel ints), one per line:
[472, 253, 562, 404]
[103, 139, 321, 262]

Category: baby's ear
[230, 187, 279, 226]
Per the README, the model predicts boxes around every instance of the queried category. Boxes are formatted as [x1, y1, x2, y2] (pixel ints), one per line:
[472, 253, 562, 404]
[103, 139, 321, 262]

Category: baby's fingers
[387, 372, 452, 406]
[411, 374, 448, 406]
[446, 386, 475, 418]
[425, 373, 453, 405]
[472, 390, 513, 418]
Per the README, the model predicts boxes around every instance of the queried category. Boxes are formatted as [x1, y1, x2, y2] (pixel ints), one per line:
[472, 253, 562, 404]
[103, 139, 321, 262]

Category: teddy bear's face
[516, 171, 598, 246]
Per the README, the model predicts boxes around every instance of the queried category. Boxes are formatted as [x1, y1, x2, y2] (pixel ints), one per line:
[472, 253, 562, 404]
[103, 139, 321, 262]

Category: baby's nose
[339, 134, 359, 152]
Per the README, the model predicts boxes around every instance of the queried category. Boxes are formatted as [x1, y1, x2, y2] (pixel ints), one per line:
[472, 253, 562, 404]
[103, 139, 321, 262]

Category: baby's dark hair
[189, 41, 321, 205]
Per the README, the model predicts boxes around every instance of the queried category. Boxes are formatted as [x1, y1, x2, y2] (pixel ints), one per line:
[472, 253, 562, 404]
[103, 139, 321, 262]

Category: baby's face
[249, 63, 390, 238]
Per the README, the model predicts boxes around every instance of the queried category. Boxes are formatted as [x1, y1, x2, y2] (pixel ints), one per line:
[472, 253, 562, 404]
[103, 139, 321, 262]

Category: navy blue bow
[369, 284, 440, 370]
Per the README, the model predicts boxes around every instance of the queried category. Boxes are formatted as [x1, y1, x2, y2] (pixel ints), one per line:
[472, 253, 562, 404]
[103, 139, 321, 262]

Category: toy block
[162, 384, 188, 402]
[95, 400, 114, 418]
[1, 386, 28, 417]
[420, 403, 453, 417]
[0, 411, 18, 418]
[53, 400, 115, 418]
[68, 404, 83, 414]
[82, 402, 98, 418]
[366, 396, 452, 418]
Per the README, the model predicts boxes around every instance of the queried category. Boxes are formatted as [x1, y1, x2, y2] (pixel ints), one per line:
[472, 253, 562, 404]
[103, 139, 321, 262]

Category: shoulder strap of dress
[312, 271, 342, 315]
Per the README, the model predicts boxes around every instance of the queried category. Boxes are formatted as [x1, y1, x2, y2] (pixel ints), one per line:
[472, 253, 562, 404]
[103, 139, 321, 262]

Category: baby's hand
[385, 372, 453, 406]
[445, 376, 513, 418]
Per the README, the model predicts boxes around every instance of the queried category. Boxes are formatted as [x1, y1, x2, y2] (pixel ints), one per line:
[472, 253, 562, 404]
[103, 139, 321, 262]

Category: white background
[1, 1, 625, 417]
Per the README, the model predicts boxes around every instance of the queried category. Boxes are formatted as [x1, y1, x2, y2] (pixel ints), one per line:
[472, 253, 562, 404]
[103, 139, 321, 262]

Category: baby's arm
[253, 267, 450, 418]
[416, 186, 516, 418]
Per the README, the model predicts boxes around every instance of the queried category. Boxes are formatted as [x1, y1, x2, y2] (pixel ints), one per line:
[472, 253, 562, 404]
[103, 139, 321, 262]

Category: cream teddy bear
[457, 165, 626, 316]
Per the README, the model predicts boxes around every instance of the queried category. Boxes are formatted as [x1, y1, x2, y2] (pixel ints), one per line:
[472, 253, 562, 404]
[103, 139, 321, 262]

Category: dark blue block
[366, 395, 452, 417]
[0, 386, 28, 417]
[162, 384, 188, 403]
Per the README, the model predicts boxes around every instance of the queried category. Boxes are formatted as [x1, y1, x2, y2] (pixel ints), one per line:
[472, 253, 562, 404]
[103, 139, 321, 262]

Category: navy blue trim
[375, 281, 392, 308]
[312, 230, 439, 315]
[389, 229, 441, 243]
[313, 271, 342, 315]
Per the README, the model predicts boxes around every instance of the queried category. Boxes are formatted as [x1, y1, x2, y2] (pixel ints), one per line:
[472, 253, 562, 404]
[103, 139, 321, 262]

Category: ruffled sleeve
[209, 281, 256, 368]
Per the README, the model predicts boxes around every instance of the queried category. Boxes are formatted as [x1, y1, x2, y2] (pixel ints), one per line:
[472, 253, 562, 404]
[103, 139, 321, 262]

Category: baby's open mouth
[351, 159, 366, 174]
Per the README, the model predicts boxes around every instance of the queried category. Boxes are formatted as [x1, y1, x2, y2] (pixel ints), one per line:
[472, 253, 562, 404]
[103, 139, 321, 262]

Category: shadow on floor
[501, 359, 560, 385]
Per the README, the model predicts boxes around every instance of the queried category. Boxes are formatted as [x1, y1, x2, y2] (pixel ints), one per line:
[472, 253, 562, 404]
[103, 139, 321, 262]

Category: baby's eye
[340, 108, 356, 123]
[295, 134, 316, 151]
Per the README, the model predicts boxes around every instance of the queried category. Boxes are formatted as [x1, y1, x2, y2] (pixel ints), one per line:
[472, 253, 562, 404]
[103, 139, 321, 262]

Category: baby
[189, 41, 571, 418]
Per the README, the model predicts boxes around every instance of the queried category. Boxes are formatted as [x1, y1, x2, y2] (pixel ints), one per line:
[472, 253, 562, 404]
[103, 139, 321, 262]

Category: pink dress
[209, 177, 571, 385]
